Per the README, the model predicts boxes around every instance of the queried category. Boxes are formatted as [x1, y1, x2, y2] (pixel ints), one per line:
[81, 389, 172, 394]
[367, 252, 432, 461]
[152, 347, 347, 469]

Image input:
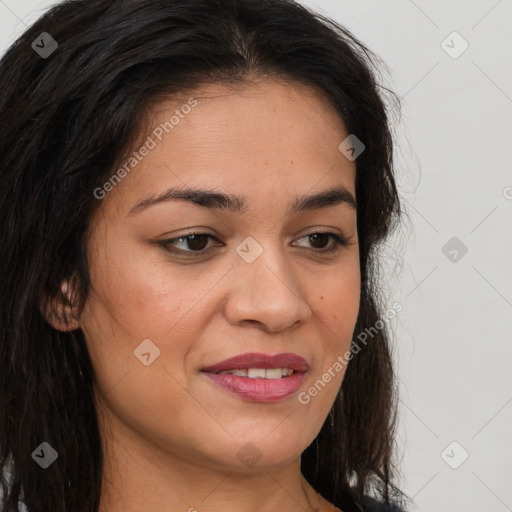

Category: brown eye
[158, 231, 348, 259]
[294, 232, 349, 254]
[182, 234, 210, 251]
[158, 233, 222, 256]
[307, 233, 330, 249]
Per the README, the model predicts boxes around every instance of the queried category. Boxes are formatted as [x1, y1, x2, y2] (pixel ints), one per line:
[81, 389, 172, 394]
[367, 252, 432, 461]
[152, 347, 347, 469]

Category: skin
[49, 78, 360, 512]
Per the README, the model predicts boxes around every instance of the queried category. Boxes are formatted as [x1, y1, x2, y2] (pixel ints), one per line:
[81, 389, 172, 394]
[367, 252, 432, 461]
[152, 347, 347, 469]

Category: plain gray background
[1, 1, 511, 511]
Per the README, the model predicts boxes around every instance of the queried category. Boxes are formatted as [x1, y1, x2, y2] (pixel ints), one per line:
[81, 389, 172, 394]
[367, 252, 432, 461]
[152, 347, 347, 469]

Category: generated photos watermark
[298, 301, 403, 405]
[93, 97, 198, 200]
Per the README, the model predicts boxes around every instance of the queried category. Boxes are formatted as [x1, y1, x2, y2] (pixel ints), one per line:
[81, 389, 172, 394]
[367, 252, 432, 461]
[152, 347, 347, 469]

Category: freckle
[320, 296, 324, 300]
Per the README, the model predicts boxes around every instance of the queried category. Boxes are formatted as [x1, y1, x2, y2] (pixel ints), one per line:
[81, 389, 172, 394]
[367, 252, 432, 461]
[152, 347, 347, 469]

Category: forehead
[100, 78, 356, 218]
[148, 78, 348, 144]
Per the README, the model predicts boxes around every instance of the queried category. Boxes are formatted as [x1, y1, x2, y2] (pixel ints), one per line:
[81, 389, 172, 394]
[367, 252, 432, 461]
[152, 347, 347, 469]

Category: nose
[223, 240, 312, 333]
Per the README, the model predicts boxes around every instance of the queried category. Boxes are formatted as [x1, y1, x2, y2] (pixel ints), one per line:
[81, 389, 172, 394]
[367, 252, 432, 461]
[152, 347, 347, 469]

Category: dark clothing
[362, 495, 406, 512]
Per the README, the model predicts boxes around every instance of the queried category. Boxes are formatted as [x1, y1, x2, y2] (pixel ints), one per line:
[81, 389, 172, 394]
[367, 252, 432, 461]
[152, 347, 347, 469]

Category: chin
[228, 434, 306, 472]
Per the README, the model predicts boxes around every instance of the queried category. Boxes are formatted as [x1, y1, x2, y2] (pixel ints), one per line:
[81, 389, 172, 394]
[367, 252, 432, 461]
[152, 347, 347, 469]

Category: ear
[40, 279, 81, 332]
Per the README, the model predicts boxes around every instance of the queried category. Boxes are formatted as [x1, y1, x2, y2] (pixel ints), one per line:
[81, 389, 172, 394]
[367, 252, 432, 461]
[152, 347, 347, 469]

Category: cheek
[315, 261, 361, 338]
[303, 262, 360, 408]
[79, 242, 228, 397]
[83, 245, 207, 340]
[80, 260, 207, 446]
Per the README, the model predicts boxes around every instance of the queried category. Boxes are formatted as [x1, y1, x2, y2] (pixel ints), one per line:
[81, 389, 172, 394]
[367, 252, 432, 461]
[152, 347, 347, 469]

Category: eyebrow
[128, 185, 357, 216]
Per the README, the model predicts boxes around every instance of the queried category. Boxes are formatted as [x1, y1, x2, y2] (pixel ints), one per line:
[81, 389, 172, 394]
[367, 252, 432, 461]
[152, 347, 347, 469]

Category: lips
[201, 352, 310, 373]
[201, 352, 310, 403]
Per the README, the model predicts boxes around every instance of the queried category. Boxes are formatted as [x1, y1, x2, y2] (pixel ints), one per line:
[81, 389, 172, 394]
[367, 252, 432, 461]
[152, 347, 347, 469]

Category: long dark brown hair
[0, 1, 408, 511]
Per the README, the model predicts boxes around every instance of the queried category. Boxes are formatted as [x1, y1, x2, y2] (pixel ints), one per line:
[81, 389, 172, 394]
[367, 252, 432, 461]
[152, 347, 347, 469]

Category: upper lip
[201, 352, 310, 373]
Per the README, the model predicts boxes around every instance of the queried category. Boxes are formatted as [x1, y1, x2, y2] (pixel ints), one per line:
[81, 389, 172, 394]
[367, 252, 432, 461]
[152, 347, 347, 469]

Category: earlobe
[40, 279, 81, 332]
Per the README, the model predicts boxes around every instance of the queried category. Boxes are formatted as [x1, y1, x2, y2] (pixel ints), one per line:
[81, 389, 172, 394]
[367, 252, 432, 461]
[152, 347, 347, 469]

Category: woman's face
[78, 79, 360, 472]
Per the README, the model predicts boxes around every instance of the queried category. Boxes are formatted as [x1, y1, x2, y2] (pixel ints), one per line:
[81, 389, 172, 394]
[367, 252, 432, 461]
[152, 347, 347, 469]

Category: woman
[0, 0, 408, 511]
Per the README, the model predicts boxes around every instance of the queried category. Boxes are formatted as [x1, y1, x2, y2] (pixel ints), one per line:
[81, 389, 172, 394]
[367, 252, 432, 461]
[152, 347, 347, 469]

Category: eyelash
[157, 231, 349, 258]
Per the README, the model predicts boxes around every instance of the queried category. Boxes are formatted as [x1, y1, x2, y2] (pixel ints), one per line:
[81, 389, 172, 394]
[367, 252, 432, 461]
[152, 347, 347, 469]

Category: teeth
[264, 368, 282, 379]
[217, 368, 295, 379]
[229, 369, 248, 377]
[248, 368, 266, 378]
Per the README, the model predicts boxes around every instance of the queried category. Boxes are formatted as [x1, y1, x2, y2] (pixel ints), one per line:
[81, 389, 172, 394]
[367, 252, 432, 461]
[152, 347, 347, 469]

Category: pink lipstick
[201, 352, 309, 403]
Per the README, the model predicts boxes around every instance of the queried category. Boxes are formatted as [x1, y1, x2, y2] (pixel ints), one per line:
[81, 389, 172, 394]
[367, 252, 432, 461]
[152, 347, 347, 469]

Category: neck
[97, 410, 325, 512]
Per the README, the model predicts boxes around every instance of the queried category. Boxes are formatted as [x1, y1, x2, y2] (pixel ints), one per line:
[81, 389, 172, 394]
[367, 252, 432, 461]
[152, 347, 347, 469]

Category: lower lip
[202, 371, 307, 402]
